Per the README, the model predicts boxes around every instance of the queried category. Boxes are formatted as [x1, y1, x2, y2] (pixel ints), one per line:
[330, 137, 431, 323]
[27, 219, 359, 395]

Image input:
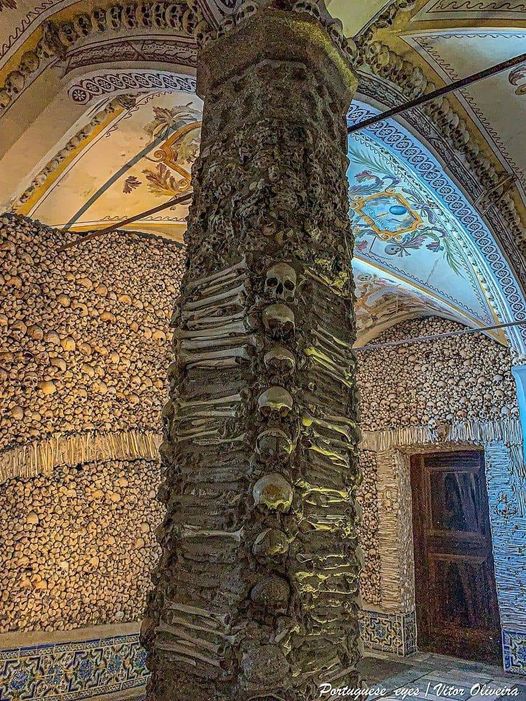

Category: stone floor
[357, 651, 526, 701]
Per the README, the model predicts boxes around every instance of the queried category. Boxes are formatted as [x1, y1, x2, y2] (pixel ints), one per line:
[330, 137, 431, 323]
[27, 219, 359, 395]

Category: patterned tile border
[360, 609, 417, 657]
[0, 633, 148, 701]
[4, 617, 523, 698]
[503, 629, 526, 675]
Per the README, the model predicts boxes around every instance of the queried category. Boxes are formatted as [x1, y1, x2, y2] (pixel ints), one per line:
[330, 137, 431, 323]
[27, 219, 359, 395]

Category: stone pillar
[142, 6, 360, 700]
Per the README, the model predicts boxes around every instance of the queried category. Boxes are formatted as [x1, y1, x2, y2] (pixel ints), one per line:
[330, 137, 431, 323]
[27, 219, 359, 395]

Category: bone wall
[0, 458, 162, 633]
[0, 213, 183, 634]
[1, 213, 519, 638]
[356, 316, 519, 607]
[357, 317, 518, 432]
[0, 213, 185, 450]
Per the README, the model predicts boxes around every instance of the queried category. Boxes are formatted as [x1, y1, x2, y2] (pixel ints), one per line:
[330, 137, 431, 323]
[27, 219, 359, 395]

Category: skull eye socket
[284, 281, 295, 290]
[267, 278, 278, 287]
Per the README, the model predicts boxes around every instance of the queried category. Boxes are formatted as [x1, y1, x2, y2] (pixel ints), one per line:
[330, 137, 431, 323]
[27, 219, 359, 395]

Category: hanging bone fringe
[361, 418, 523, 452]
[0, 431, 162, 484]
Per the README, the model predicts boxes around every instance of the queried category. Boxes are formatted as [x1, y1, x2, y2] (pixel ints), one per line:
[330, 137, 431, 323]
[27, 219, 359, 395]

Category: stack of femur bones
[144, 252, 362, 699]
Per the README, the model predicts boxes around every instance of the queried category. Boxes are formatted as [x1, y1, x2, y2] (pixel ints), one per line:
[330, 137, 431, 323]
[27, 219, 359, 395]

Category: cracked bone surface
[143, 6, 360, 700]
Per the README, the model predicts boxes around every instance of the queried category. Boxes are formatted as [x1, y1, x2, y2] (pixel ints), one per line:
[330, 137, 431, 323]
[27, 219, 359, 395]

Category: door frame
[410, 449, 502, 662]
[364, 438, 506, 663]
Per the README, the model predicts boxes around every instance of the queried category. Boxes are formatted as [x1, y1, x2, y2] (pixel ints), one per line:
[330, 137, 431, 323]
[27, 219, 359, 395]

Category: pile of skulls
[0, 459, 162, 633]
[0, 213, 185, 450]
[357, 316, 518, 432]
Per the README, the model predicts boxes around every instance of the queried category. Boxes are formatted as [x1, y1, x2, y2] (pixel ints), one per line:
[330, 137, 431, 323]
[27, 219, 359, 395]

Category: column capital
[193, 0, 358, 75]
[196, 6, 357, 107]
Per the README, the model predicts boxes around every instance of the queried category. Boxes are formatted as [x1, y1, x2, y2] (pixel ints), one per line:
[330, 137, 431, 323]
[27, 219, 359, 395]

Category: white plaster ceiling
[402, 29, 526, 205]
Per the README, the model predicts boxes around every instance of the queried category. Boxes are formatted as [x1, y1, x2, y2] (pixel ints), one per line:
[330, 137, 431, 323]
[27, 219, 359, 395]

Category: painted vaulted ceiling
[0, 0, 525, 350]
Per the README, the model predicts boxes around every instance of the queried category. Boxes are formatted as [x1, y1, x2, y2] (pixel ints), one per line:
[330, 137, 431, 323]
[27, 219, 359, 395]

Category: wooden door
[411, 451, 501, 662]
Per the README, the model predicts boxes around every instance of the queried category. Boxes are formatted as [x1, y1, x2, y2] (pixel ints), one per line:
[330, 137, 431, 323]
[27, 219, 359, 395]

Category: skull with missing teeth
[264, 263, 297, 302]
[262, 304, 295, 339]
[257, 386, 293, 419]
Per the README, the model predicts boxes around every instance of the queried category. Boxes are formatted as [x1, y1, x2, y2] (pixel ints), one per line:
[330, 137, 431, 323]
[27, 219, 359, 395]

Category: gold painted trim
[353, 190, 423, 240]
[15, 106, 124, 216]
[152, 120, 202, 177]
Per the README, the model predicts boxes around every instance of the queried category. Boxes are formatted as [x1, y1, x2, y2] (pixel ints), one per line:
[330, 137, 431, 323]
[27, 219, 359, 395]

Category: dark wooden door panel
[411, 451, 501, 662]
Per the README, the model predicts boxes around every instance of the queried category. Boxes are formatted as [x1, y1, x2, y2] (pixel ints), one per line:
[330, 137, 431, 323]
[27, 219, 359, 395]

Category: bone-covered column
[143, 7, 360, 700]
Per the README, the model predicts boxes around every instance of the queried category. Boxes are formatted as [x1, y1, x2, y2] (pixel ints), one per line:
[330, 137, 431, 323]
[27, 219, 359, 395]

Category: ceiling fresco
[16, 91, 203, 238]
[403, 29, 526, 203]
[1, 0, 525, 349]
[349, 133, 495, 328]
[7, 85, 520, 346]
[348, 98, 526, 352]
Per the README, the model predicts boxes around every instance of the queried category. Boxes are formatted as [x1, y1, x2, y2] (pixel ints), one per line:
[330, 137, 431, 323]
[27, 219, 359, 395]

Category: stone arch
[350, 96, 526, 358]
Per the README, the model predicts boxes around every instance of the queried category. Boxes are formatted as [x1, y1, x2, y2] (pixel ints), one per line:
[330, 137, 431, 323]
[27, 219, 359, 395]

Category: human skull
[256, 428, 293, 463]
[257, 386, 293, 418]
[250, 575, 291, 611]
[122, 4, 138, 29]
[252, 528, 290, 558]
[152, 1, 166, 27]
[72, 13, 93, 37]
[91, 7, 107, 31]
[195, 18, 212, 46]
[242, 645, 289, 685]
[264, 263, 297, 302]
[4, 71, 25, 97]
[19, 51, 40, 75]
[292, 0, 322, 20]
[57, 22, 78, 46]
[262, 304, 295, 339]
[253, 473, 294, 512]
[137, 2, 152, 27]
[263, 345, 296, 374]
[106, 5, 122, 30]
[0, 89, 10, 110]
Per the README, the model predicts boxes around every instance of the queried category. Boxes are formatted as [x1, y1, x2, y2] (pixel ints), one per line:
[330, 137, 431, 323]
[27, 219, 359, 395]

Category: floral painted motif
[143, 163, 190, 197]
[131, 103, 202, 199]
[349, 145, 466, 276]
[145, 104, 200, 139]
[123, 176, 142, 194]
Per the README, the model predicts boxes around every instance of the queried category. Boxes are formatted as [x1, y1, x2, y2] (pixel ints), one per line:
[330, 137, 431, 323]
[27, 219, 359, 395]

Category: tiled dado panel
[4, 617, 524, 699]
[0, 613, 416, 700]
[360, 609, 417, 657]
[503, 629, 526, 675]
[0, 633, 148, 700]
